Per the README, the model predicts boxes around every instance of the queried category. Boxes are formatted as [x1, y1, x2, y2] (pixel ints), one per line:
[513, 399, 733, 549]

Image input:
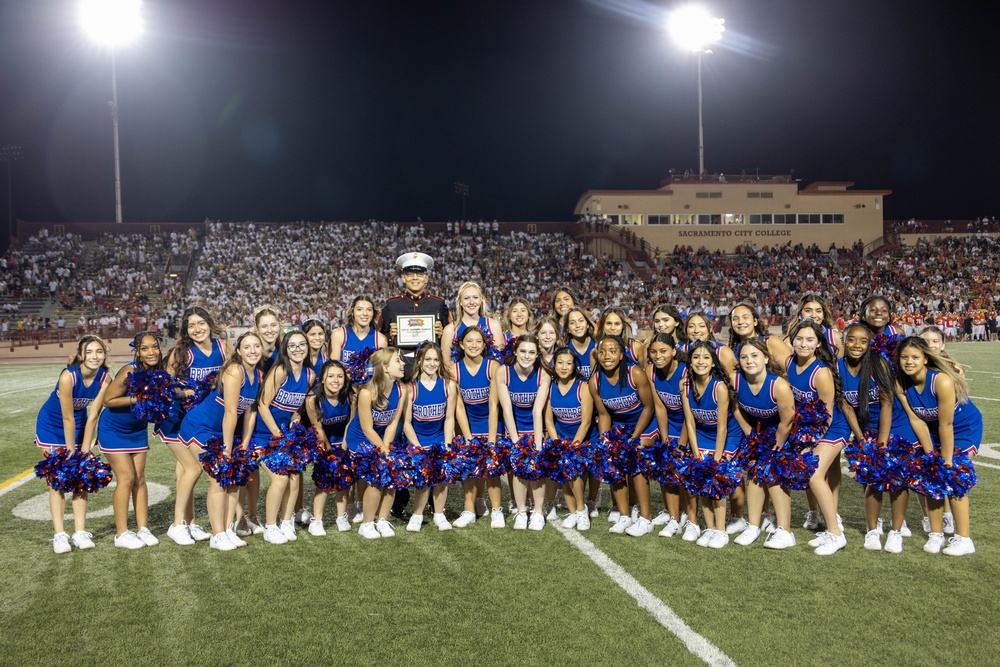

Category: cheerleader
[647, 304, 688, 350]
[329, 296, 386, 374]
[858, 295, 901, 338]
[493, 334, 551, 530]
[178, 331, 263, 551]
[248, 330, 314, 545]
[563, 307, 597, 379]
[452, 326, 502, 528]
[895, 337, 982, 556]
[160, 306, 228, 545]
[402, 343, 457, 532]
[302, 318, 328, 376]
[550, 287, 576, 321]
[728, 300, 792, 367]
[344, 348, 409, 539]
[919, 326, 964, 377]
[35, 336, 110, 553]
[680, 340, 742, 548]
[589, 335, 656, 536]
[595, 307, 646, 369]
[502, 297, 534, 342]
[545, 347, 595, 530]
[442, 281, 503, 363]
[645, 333, 689, 538]
[838, 323, 908, 551]
[731, 338, 797, 549]
[787, 319, 851, 555]
[684, 311, 738, 374]
[87, 332, 164, 549]
[253, 304, 282, 374]
[302, 360, 353, 536]
[533, 316, 560, 369]
[790, 294, 843, 356]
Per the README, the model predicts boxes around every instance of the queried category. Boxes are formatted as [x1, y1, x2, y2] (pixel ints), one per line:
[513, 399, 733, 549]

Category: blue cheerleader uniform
[178, 367, 261, 449]
[35, 365, 109, 449]
[505, 366, 543, 435]
[409, 376, 449, 445]
[650, 362, 687, 440]
[786, 357, 851, 447]
[838, 358, 882, 435]
[456, 358, 496, 438]
[734, 372, 782, 430]
[262, 347, 279, 375]
[345, 382, 402, 452]
[904, 370, 983, 455]
[251, 367, 315, 445]
[155, 338, 227, 445]
[340, 326, 380, 382]
[96, 363, 152, 454]
[308, 350, 328, 376]
[596, 368, 645, 429]
[317, 397, 350, 446]
[687, 376, 742, 457]
[454, 317, 501, 351]
[570, 338, 596, 379]
[549, 378, 596, 444]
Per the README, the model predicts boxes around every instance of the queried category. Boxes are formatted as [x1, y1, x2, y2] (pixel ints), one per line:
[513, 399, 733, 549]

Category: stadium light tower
[80, 0, 143, 223]
[668, 5, 724, 176]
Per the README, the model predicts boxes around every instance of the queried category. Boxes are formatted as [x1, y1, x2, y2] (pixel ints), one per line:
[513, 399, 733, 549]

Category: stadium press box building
[574, 175, 891, 255]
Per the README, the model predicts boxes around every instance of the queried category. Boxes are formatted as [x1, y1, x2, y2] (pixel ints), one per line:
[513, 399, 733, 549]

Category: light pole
[80, 0, 142, 223]
[454, 181, 469, 221]
[668, 5, 725, 176]
[1, 145, 23, 244]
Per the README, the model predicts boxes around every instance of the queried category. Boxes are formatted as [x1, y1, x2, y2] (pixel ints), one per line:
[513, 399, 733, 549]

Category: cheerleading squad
[35, 286, 982, 557]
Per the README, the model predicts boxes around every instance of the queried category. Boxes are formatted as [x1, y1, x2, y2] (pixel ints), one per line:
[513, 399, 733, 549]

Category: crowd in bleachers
[0, 229, 80, 303]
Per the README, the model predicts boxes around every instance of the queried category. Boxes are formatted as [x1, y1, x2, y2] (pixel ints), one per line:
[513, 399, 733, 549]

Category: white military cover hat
[395, 252, 434, 273]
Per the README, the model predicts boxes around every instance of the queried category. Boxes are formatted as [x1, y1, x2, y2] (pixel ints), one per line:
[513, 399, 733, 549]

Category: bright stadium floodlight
[668, 5, 724, 176]
[80, 0, 142, 223]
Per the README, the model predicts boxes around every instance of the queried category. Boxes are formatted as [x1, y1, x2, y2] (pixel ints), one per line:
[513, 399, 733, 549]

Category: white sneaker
[406, 515, 424, 533]
[651, 510, 672, 526]
[837, 514, 844, 532]
[609, 515, 633, 534]
[630, 505, 640, 521]
[136, 527, 159, 546]
[475, 497, 489, 518]
[658, 519, 681, 538]
[348, 503, 362, 524]
[808, 531, 830, 548]
[921, 516, 931, 534]
[863, 529, 882, 551]
[513, 512, 529, 530]
[53, 532, 71, 554]
[625, 516, 653, 537]
[295, 509, 313, 526]
[696, 529, 714, 547]
[942, 535, 975, 556]
[433, 514, 453, 531]
[884, 530, 903, 553]
[876, 518, 885, 535]
[308, 518, 327, 537]
[528, 512, 546, 531]
[562, 512, 580, 529]
[452, 510, 477, 528]
[167, 523, 195, 546]
[209, 532, 237, 552]
[545, 505, 558, 522]
[71, 531, 96, 550]
[114, 530, 145, 550]
[942, 512, 956, 535]
[726, 518, 748, 535]
[923, 532, 945, 554]
[226, 529, 248, 548]
[576, 511, 591, 531]
[607, 510, 621, 523]
[681, 522, 701, 542]
[761, 513, 777, 534]
[734, 524, 762, 546]
[280, 519, 297, 542]
[708, 529, 730, 549]
[187, 523, 211, 542]
[509, 500, 517, 514]
[763, 527, 797, 550]
[899, 520, 912, 538]
[336, 514, 352, 532]
[264, 524, 288, 545]
[247, 516, 265, 535]
[234, 517, 253, 537]
[586, 499, 599, 518]
[358, 522, 380, 540]
[376, 518, 396, 537]
[815, 532, 847, 556]
[802, 510, 821, 530]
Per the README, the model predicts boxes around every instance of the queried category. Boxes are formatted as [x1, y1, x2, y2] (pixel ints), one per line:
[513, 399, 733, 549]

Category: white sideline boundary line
[970, 395, 999, 402]
[555, 523, 737, 667]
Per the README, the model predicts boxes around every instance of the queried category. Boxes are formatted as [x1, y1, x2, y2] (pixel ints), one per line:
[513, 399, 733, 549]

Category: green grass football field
[1, 344, 998, 666]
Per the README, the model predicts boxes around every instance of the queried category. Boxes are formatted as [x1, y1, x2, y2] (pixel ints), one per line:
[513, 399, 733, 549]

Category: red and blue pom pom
[353, 442, 394, 488]
[36, 449, 113, 493]
[684, 455, 743, 499]
[387, 442, 430, 489]
[542, 438, 593, 484]
[845, 434, 922, 492]
[909, 450, 977, 500]
[750, 442, 819, 489]
[637, 438, 687, 487]
[788, 396, 830, 450]
[180, 372, 217, 411]
[484, 436, 513, 477]
[258, 422, 320, 475]
[311, 446, 356, 492]
[198, 436, 255, 487]
[595, 425, 640, 484]
[871, 333, 904, 369]
[124, 369, 175, 423]
[346, 347, 376, 386]
[510, 435, 544, 481]
[448, 436, 488, 480]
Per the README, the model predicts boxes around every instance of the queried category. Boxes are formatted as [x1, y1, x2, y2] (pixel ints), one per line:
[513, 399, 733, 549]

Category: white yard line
[0, 469, 35, 497]
[969, 395, 1000, 402]
[555, 523, 738, 667]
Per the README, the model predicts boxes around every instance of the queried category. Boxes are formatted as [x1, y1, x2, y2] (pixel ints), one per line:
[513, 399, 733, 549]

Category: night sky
[1, 0, 998, 242]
